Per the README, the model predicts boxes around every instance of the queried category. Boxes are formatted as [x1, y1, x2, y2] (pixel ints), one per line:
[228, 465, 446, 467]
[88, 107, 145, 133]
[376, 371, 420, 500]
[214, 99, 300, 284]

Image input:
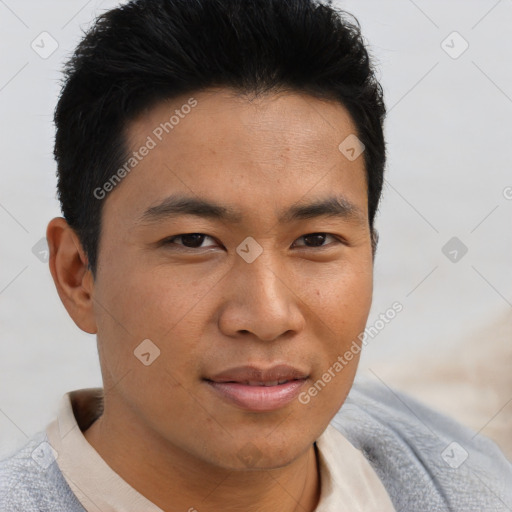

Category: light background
[1, 0, 511, 458]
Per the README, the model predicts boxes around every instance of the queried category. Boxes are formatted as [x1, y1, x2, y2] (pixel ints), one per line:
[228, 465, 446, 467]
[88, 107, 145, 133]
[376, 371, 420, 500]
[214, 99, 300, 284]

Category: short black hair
[54, 0, 386, 276]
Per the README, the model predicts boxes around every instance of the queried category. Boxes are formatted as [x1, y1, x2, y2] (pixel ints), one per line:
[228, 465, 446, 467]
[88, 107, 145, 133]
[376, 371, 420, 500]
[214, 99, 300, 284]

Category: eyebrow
[138, 193, 367, 226]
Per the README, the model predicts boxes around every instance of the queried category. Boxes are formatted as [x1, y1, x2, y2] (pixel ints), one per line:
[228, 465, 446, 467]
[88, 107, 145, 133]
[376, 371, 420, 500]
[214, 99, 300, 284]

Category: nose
[217, 251, 306, 342]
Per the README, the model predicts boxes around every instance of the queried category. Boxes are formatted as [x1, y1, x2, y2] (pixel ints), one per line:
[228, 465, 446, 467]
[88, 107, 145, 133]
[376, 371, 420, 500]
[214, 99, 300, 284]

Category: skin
[46, 88, 374, 512]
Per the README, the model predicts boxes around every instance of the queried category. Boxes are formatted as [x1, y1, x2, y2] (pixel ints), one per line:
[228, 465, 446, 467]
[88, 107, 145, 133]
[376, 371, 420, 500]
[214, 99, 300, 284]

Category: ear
[371, 228, 379, 260]
[46, 217, 97, 334]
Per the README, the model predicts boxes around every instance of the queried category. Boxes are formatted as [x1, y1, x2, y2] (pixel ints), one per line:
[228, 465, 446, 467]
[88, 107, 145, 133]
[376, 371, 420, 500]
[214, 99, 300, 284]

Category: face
[90, 88, 373, 470]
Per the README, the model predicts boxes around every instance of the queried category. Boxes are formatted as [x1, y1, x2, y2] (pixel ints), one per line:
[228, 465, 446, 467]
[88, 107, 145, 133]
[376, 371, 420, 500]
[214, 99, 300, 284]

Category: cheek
[93, 265, 218, 389]
[296, 270, 372, 421]
[95, 265, 211, 340]
[303, 262, 372, 398]
[308, 264, 373, 333]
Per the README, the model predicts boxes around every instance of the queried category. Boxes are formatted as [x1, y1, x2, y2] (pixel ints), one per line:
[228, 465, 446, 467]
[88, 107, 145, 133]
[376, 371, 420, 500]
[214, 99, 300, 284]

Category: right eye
[161, 233, 219, 249]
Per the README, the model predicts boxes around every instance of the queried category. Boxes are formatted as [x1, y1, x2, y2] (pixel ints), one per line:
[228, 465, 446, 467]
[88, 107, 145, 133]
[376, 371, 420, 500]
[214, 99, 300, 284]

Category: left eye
[292, 233, 339, 248]
[163, 232, 340, 250]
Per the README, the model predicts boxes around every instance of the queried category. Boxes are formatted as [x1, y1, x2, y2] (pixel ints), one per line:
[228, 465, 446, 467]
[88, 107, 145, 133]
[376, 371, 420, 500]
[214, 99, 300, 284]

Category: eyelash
[161, 232, 345, 251]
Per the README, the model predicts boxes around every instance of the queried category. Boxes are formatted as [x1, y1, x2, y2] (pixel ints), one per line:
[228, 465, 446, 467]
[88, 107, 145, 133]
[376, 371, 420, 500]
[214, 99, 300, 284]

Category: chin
[210, 434, 312, 472]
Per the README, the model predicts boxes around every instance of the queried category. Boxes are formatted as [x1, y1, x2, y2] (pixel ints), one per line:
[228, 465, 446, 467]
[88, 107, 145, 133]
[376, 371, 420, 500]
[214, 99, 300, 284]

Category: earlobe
[46, 217, 98, 334]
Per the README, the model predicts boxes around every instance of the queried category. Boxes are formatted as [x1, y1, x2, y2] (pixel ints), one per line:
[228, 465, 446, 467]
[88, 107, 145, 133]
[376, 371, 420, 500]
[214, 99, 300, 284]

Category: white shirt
[45, 387, 395, 512]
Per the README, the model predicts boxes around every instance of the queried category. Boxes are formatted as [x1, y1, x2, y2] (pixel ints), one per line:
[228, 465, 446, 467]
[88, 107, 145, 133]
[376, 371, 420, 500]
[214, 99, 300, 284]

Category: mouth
[216, 379, 296, 386]
[204, 365, 309, 412]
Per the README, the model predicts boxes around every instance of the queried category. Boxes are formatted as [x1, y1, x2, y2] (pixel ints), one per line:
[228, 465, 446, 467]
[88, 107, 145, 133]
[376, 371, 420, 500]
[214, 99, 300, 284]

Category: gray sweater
[1, 379, 511, 511]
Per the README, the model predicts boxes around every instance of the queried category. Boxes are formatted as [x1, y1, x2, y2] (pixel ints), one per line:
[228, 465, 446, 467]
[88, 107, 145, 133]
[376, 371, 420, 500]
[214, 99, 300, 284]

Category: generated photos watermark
[298, 301, 404, 404]
[93, 97, 198, 200]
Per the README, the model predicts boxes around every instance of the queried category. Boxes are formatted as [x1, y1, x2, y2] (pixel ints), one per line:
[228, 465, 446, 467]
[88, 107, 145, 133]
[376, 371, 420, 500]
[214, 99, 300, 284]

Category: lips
[237, 379, 292, 387]
[204, 364, 309, 412]
[206, 364, 308, 384]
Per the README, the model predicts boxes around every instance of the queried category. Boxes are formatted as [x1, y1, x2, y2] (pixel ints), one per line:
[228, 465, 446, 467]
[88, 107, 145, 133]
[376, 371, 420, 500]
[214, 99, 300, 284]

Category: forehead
[130, 88, 361, 156]
[102, 88, 368, 226]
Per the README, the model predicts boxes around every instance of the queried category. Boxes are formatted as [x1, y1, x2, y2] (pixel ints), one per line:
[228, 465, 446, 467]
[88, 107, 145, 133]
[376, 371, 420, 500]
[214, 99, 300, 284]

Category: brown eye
[164, 233, 217, 249]
[293, 233, 338, 248]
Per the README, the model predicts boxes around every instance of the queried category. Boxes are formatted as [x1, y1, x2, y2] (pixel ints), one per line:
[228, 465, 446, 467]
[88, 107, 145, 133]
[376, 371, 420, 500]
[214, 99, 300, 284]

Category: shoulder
[0, 430, 85, 512]
[329, 378, 512, 512]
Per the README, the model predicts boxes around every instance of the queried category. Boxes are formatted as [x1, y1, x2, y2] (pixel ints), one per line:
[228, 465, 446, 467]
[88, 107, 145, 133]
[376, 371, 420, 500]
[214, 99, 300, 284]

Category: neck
[83, 405, 321, 512]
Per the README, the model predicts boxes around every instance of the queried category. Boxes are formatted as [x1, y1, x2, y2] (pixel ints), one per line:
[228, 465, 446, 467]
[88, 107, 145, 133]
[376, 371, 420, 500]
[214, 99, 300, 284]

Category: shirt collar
[46, 387, 394, 512]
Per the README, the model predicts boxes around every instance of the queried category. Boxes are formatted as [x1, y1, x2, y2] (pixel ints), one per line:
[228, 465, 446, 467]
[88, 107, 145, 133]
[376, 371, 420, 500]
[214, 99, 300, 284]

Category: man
[1, 0, 510, 510]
